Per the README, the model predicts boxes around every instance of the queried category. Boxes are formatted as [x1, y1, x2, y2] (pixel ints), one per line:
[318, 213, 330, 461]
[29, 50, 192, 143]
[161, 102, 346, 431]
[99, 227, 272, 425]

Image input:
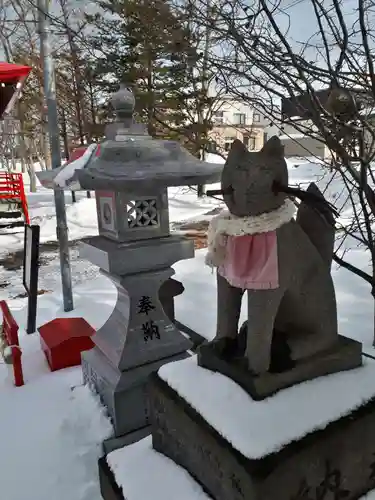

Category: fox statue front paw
[203, 337, 239, 360]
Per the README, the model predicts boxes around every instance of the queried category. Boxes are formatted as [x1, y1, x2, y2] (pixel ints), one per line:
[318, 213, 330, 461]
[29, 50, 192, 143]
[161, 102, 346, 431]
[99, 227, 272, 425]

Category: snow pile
[107, 437, 210, 500]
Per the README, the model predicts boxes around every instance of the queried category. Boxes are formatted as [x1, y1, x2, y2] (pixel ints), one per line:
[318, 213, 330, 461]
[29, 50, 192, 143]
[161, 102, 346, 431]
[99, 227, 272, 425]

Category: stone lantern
[75, 85, 223, 443]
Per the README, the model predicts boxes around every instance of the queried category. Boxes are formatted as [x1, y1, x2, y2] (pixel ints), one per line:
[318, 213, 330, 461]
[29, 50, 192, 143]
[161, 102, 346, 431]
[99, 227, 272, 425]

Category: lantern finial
[111, 84, 135, 122]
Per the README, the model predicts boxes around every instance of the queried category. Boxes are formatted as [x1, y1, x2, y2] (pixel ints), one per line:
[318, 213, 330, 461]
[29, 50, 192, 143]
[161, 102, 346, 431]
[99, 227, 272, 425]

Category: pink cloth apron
[218, 231, 279, 289]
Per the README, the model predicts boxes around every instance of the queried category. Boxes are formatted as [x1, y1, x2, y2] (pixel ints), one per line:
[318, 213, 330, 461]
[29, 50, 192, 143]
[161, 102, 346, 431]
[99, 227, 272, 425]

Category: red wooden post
[0, 300, 24, 387]
[18, 174, 30, 225]
[11, 346, 24, 387]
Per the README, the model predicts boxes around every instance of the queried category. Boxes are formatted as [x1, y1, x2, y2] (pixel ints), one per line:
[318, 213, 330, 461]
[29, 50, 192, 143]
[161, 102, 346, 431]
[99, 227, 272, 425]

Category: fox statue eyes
[205, 136, 289, 217]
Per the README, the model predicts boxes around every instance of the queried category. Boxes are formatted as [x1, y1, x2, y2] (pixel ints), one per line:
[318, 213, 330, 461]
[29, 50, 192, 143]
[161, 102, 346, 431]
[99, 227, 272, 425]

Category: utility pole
[38, 0, 74, 311]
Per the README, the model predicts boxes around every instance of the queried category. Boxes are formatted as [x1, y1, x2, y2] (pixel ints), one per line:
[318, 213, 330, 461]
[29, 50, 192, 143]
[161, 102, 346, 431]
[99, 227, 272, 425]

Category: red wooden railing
[0, 300, 24, 387]
[0, 171, 29, 224]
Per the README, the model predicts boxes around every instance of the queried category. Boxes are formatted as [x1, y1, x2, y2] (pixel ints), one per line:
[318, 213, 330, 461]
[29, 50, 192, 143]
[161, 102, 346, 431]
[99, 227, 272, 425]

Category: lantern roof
[75, 85, 223, 192]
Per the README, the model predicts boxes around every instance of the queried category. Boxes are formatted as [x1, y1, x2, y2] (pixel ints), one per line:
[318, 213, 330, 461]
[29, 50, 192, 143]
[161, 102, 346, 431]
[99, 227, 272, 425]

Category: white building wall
[264, 120, 330, 159]
[213, 99, 268, 128]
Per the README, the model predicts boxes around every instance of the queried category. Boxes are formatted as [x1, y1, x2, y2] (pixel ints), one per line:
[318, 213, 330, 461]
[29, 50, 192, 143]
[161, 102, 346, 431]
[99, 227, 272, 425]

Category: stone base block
[102, 425, 151, 455]
[198, 334, 362, 400]
[99, 456, 125, 500]
[150, 359, 375, 500]
[79, 234, 194, 275]
[82, 346, 190, 437]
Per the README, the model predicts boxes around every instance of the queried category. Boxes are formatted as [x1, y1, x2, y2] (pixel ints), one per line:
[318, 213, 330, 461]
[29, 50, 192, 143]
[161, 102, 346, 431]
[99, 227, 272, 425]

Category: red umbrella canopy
[0, 62, 31, 84]
[0, 62, 32, 118]
[68, 144, 101, 163]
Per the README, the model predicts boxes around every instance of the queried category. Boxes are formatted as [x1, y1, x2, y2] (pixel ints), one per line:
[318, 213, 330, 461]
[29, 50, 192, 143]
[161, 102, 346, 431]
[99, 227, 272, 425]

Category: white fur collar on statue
[205, 199, 296, 268]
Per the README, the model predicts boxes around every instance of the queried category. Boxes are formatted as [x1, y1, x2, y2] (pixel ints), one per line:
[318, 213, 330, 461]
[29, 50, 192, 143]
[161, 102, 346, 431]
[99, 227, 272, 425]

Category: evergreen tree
[86, 0, 196, 138]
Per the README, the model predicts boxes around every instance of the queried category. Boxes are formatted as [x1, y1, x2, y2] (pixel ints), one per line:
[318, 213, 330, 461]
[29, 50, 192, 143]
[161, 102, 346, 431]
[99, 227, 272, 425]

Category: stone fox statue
[205, 136, 339, 375]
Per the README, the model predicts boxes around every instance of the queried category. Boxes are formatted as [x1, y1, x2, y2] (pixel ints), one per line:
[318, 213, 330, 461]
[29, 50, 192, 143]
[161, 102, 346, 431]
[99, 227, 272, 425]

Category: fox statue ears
[260, 136, 284, 156]
[228, 139, 248, 157]
[228, 136, 284, 157]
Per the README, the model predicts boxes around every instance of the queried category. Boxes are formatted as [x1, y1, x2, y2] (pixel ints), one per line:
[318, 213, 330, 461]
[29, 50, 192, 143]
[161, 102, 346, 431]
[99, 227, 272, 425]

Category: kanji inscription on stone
[142, 320, 161, 342]
[137, 295, 155, 315]
[291, 461, 350, 499]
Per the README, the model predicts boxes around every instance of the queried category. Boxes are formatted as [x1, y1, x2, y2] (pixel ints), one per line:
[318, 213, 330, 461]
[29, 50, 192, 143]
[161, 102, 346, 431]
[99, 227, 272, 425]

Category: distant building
[264, 121, 331, 159]
[207, 98, 267, 154]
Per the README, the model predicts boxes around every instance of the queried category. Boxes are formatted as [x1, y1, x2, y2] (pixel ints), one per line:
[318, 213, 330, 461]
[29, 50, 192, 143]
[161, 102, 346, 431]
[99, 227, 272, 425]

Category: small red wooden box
[38, 317, 95, 372]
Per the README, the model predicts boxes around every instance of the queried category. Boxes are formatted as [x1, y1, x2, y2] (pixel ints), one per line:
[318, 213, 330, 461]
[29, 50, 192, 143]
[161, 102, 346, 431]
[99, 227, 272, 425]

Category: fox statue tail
[296, 182, 336, 269]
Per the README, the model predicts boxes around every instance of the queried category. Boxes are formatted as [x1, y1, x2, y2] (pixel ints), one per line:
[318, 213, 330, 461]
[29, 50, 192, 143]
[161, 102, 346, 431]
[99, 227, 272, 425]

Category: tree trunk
[88, 78, 97, 128]
[31, 138, 46, 171]
[27, 150, 37, 193]
[20, 156, 26, 173]
[197, 148, 206, 197]
[61, 108, 69, 162]
[60, 0, 88, 145]
[197, 184, 206, 197]
[28, 164, 37, 193]
[16, 103, 27, 174]
[146, 53, 155, 137]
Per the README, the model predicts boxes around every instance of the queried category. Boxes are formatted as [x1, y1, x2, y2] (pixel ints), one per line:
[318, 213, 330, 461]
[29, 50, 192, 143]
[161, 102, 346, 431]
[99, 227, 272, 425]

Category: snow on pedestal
[158, 355, 375, 458]
[105, 437, 210, 500]
[148, 355, 375, 500]
[104, 435, 375, 500]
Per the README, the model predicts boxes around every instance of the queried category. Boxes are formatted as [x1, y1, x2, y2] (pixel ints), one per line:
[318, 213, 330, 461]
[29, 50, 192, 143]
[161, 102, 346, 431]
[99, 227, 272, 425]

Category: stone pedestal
[80, 234, 194, 438]
[82, 346, 189, 437]
[149, 356, 375, 500]
[198, 334, 362, 400]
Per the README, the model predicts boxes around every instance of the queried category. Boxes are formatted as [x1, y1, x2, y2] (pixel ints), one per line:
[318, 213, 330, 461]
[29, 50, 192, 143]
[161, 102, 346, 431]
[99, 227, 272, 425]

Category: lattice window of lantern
[126, 199, 159, 228]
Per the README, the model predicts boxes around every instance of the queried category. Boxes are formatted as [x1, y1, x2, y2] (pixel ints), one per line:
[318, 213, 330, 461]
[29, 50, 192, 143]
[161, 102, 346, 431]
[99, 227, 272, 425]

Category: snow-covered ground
[0, 275, 116, 500]
[0, 157, 374, 499]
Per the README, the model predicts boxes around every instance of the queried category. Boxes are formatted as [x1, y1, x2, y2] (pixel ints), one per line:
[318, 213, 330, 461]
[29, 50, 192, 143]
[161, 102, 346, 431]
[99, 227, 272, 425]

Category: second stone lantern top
[76, 85, 223, 194]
